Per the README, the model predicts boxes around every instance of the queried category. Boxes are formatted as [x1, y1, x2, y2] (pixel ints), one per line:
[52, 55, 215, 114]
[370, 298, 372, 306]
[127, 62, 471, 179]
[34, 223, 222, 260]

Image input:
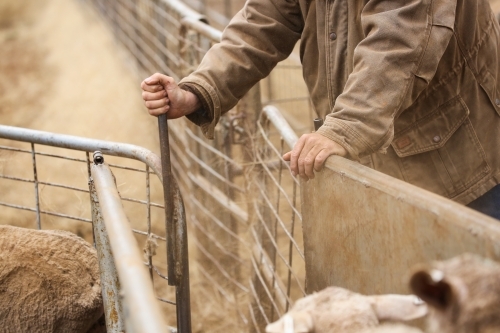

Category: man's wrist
[183, 90, 202, 116]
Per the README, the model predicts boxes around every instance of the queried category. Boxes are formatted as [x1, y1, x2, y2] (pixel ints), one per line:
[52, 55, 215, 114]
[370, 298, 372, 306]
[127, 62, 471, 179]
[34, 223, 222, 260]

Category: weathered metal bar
[0, 125, 162, 181]
[261, 105, 298, 149]
[146, 164, 154, 281]
[158, 114, 192, 333]
[89, 178, 125, 332]
[161, 0, 207, 22]
[31, 143, 41, 229]
[180, 16, 222, 41]
[91, 160, 168, 333]
[157, 114, 176, 285]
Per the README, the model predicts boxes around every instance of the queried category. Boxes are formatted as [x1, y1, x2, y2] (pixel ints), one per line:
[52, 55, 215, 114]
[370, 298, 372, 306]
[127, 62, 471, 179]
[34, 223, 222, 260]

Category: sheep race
[1, 0, 500, 332]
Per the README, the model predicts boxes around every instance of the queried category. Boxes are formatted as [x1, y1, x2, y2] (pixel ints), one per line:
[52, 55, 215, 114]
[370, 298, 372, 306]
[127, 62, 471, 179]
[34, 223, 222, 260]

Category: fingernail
[145, 77, 153, 84]
[291, 171, 296, 177]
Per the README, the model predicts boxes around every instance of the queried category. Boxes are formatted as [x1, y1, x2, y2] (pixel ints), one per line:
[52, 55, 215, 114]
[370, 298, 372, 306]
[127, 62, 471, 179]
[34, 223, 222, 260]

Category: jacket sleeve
[179, 0, 303, 139]
[316, 0, 457, 160]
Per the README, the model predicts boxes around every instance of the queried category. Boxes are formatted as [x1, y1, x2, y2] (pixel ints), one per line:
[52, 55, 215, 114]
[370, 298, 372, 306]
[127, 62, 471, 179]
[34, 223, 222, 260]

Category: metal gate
[0, 124, 190, 332]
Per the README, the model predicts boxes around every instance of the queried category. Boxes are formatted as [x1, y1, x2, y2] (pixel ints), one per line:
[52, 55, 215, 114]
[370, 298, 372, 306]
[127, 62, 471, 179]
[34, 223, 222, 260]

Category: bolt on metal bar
[91, 160, 168, 333]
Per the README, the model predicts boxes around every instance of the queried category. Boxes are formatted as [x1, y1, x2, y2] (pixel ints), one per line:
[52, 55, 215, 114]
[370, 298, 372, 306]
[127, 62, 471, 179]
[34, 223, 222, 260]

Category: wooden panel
[302, 156, 500, 295]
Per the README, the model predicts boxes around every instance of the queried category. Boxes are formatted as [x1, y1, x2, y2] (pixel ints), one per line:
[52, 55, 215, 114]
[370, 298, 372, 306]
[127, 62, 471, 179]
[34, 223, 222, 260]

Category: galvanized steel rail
[0, 125, 162, 179]
[91, 158, 168, 333]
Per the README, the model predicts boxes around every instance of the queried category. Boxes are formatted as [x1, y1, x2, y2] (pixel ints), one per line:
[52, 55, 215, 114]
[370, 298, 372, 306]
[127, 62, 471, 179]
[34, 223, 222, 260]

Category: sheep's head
[410, 253, 500, 333]
[265, 287, 427, 333]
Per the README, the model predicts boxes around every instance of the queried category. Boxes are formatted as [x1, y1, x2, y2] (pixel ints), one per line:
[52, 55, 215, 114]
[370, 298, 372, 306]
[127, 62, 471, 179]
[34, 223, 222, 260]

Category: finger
[303, 148, 322, 179]
[297, 137, 317, 179]
[142, 90, 167, 101]
[282, 151, 291, 161]
[144, 76, 159, 85]
[313, 149, 331, 172]
[144, 72, 168, 85]
[147, 104, 170, 116]
[145, 98, 169, 110]
[289, 138, 306, 177]
[146, 73, 176, 91]
[141, 82, 164, 93]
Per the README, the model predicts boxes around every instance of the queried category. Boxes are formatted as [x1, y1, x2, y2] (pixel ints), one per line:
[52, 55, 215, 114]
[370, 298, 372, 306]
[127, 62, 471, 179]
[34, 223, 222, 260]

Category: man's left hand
[283, 133, 347, 180]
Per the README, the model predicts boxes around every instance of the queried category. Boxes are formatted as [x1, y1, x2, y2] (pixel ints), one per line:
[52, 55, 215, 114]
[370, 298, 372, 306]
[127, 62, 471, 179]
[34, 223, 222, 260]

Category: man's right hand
[141, 73, 201, 118]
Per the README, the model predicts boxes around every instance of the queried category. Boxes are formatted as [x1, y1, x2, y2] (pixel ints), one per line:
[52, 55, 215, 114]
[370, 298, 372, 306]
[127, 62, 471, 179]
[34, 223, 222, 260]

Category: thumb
[282, 151, 292, 161]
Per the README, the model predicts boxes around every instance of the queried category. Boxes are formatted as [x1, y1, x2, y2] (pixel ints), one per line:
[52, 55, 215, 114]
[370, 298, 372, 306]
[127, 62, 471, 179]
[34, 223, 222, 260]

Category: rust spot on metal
[109, 305, 119, 324]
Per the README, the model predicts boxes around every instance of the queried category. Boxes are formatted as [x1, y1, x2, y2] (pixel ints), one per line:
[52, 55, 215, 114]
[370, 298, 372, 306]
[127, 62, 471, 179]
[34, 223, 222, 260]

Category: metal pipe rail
[262, 105, 299, 149]
[0, 125, 162, 180]
[91, 160, 168, 333]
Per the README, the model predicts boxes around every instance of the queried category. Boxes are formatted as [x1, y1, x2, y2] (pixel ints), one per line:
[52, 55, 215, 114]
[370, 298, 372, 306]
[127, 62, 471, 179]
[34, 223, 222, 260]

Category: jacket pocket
[391, 95, 490, 198]
[392, 95, 468, 157]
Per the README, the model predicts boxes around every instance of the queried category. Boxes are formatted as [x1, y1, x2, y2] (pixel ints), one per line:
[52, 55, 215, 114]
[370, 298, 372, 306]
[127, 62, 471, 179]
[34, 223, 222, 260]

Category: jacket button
[495, 98, 500, 106]
[329, 32, 337, 40]
[433, 135, 441, 143]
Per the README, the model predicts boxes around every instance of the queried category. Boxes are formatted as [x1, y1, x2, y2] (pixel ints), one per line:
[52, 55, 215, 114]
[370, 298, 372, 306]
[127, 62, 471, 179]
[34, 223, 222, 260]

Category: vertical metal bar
[158, 114, 192, 333]
[31, 143, 41, 229]
[270, 138, 284, 321]
[158, 114, 176, 285]
[146, 164, 154, 281]
[313, 118, 324, 131]
[87, 152, 97, 247]
[86, 152, 92, 178]
[285, 180, 298, 311]
[89, 177, 126, 333]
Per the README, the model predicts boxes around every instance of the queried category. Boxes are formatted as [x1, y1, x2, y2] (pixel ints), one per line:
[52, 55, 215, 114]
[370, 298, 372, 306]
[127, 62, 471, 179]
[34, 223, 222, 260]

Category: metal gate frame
[0, 124, 191, 333]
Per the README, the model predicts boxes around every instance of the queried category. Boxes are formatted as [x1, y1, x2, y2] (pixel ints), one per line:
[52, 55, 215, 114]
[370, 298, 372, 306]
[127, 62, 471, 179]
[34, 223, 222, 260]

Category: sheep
[266, 253, 500, 333]
[0, 225, 105, 333]
[410, 253, 500, 333]
[265, 286, 427, 333]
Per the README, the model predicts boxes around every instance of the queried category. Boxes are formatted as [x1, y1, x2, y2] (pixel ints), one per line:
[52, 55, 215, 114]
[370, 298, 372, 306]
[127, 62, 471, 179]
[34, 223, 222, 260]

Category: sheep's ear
[371, 294, 428, 321]
[265, 312, 314, 333]
[410, 268, 454, 310]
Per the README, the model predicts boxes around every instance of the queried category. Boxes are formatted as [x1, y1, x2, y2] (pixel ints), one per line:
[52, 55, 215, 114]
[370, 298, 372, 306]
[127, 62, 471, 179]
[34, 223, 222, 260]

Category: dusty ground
[0, 0, 167, 234]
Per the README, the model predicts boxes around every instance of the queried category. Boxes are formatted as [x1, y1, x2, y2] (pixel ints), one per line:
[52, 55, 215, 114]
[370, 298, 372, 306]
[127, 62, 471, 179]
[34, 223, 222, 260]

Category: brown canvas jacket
[179, 0, 500, 204]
